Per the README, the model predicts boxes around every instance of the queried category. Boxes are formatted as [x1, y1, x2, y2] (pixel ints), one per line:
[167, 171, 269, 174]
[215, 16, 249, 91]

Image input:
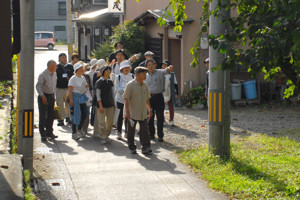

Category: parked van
[34, 31, 55, 50]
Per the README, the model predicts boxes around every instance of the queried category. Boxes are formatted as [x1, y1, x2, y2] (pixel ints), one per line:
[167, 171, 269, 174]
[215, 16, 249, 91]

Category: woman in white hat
[115, 60, 135, 139]
[68, 63, 89, 140]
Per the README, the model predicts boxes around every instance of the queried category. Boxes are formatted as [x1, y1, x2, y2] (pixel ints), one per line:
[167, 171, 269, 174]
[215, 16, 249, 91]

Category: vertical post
[18, 0, 34, 172]
[119, 14, 123, 25]
[208, 0, 230, 158]
[67, 0, 73, 61]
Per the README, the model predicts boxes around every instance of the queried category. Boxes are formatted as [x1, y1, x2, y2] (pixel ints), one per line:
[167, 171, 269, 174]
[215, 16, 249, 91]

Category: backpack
[118, 73, 134, 81]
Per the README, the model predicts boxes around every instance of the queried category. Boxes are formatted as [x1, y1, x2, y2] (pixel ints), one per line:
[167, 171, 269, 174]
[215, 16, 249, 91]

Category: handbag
[54, 103, 62, 120]
[113, 108, 120, 125]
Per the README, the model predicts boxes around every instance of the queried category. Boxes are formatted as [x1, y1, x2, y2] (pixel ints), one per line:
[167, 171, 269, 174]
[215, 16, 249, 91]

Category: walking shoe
[48, 134, 58, 139]
[72, 133, 80, 140]
[41, 137, 47, 142]
[150, 135, 155, 140]
[124, 133, 128, 138]
[163, 121, 168, 126]
[57, 120, 64, 126]
[77, 129, 86, 138]
[105, 137, 112, 143]
[130, 149, 137, 154]
[142, 148, 152, 155]
[169, 121, 174, 126]
[116, 132, 122, 140]
[100, 139, 107, 144]
[93, 134, 100, 138]
[65, 117, 71, 124]
[158, 137, 164, 142]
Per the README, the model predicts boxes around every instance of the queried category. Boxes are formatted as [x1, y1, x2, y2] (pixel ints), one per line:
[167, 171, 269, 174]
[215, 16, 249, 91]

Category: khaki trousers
[56, 88, 70, 119]
[93, 109, 100, 137]
[96, 107, 114, 139]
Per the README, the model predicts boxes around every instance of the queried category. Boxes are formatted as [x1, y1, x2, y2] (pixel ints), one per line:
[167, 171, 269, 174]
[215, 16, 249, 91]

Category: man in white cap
[87, 58, 98, 82]
[204, 58, 209, 99]
[139, 51, 154, 67]
[114, 60, 135, 139]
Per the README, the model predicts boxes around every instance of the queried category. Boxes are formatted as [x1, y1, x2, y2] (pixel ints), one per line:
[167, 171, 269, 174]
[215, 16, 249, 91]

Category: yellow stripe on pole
[213, 92, 216, 122]
[24, 112, 28, 136]
[219, 93, 222, 122]
[29, 111, 33, 136]
[209, 92, 212, 122]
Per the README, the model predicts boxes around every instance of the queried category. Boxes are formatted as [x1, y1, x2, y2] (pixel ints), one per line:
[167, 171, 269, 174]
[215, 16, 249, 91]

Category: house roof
[134, 9, 194, 26]
[73, 8, 119, 24]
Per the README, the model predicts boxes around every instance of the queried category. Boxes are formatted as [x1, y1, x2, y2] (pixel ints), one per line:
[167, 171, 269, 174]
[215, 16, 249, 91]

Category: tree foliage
[154, 0, 300, 98]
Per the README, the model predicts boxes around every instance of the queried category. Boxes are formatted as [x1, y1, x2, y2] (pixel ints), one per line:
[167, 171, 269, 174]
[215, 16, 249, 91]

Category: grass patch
[24, 170, 36, 200]
[10, 109, 17, 154]
[178, 134, 300, 199]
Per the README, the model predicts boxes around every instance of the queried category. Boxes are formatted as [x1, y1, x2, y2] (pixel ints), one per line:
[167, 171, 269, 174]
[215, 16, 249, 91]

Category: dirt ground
[162, 103, 300, 150]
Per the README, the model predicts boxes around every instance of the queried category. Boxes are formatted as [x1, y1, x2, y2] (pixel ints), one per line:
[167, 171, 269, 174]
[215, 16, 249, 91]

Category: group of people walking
[36, 42, 178, 154]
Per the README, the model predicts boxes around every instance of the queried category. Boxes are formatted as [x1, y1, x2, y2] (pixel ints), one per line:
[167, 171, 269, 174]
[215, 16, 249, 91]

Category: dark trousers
[38, 94, 55, 137]
[117, 102, 128, 133]
[71, 103, 87, 134]
[168, 100, 174, 121]
[127, 119, 150, 151]
[149, 93, 165, 138]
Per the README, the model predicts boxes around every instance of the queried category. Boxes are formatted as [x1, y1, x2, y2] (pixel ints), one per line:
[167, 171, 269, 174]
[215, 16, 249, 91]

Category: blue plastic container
[243, 80, 257, 99]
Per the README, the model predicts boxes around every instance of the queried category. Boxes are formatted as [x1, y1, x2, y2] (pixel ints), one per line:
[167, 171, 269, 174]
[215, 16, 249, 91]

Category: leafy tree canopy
[141, 0, 300, 98]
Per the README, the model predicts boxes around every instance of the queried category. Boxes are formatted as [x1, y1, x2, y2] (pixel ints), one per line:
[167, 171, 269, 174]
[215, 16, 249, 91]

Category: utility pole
[18, 0, 34, 172]
[67, 0, 73, 61]
[208, 0, 230, 158]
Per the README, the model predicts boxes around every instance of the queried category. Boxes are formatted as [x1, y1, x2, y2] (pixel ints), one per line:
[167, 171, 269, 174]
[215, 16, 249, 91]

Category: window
[34, 33, 40, 39]
[58, 2, 66, 15]
[93, 0, 107, 4]
[41, 33, 52, 39]
[55, 26, 66, 31]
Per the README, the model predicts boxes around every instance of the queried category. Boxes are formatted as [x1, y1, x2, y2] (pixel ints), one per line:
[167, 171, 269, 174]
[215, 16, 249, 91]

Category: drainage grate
[34, 147, 54, 154]
[36, 179, 66, 191]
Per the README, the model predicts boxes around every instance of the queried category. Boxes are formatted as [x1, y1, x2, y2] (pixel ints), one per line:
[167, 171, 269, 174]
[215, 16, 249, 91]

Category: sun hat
[73, 63, 83, 72]
[161, 60, 170, 66]
[89, 58, 98, 68]
[145, 58, 157, 66]
[96, 59, 107, 69]
[144, 51, 154, 56]
[204, 58, 210, 63]
[120, 60, 132, 71]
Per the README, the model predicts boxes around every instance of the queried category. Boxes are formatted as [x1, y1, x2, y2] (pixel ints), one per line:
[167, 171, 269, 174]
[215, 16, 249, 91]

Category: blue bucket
[243, 80, 257, 99]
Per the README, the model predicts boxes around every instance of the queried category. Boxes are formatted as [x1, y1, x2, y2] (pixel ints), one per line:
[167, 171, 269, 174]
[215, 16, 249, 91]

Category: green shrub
[91, 40, 114, 61]
[182, 85, 207, 108]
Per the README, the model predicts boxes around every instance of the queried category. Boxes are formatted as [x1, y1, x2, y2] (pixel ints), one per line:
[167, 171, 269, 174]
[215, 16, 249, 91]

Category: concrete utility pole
[18, 0, 34, 172]
[208, 0, 230, 158]
[67, 0, 73, 61]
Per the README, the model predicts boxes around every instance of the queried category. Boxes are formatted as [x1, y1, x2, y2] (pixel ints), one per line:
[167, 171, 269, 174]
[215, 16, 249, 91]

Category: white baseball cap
[73, 63, 83, 72]
[120, 60, 131, 71]
[89, 58, 98, 68]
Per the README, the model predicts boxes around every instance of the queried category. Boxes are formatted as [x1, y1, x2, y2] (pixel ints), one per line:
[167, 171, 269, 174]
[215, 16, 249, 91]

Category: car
[34, 31, 55, 50]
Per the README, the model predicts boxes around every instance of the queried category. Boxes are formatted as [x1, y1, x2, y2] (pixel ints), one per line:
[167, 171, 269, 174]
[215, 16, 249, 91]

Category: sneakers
[163, 121, 168, 126]
[57, 120, 64, 126]
[124, 133, 128, 138]
[100, 139, 107, 144]
[150, 135, 155, 140]
[77, 129, 86, 138]
[48, 134, 58, 139]
[158, 137, 164, 142]
[41, 137, 47, 142]
[65, 117, 71, 125]
[142, 148, 152, 155]
[105, 137, 112, 143]
[130, 149, 137, 154]
[169, 121, 174, 126]
[116, 132, 122, 140]
[72, 133, 80, 140]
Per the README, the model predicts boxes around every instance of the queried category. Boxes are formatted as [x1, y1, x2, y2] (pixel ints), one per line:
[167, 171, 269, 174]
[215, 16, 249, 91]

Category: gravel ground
[161, 104, 300, 150]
